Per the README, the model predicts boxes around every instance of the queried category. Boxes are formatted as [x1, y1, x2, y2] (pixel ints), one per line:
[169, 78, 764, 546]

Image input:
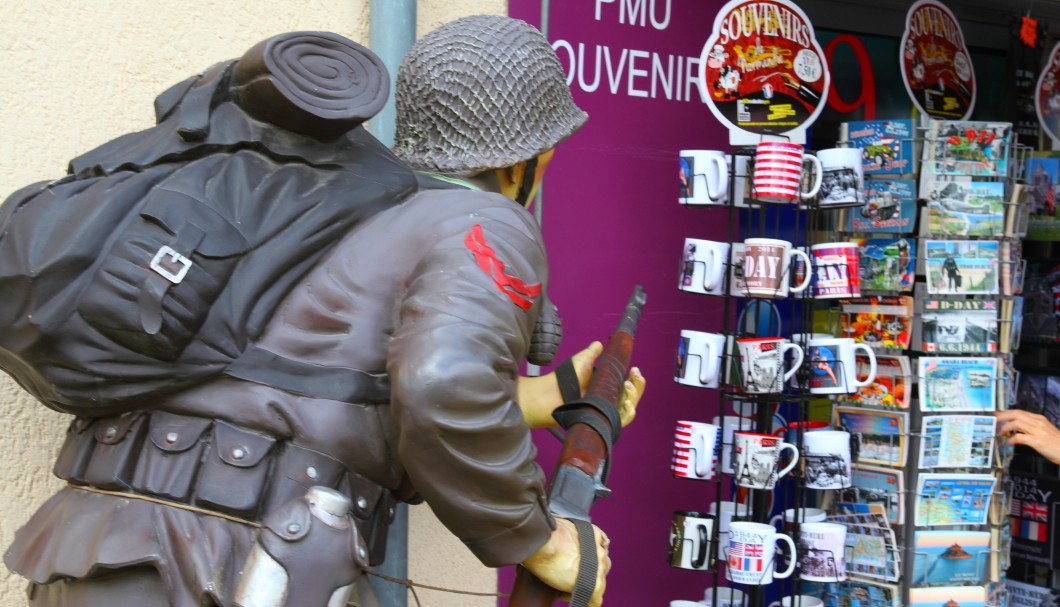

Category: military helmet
[393, 15, 588, 177]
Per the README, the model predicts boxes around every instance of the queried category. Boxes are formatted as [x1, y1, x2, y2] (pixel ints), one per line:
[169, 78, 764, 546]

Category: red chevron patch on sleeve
[464, 224, 542, 312]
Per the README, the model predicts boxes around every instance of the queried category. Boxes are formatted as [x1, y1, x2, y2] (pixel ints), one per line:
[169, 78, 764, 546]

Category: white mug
[703, 587, 746, 607]
[735, 337, 803, 394]
[816, 147, 864, 207]
[672, 420, 722, 480]
[680, 150, 729, 204]
[789, 333, 832, 388]
[708, 500, 750, 560]
[669, 510, 715, 571]
[732, 432, 799, 490]
[741, 238, 812, 298]
[802, 431, 852, 490]
[679, 238, 731, 296]
[770, 507, 828, 531]
[725, 154, 753, 207]
[797, 522, 848, 582]
[752, 141, 823, 204]
[726, 521, 797, 585]
[675, 330, 727, 389]
[810, 242, 861, 299]
[713, 415, 754, 475]
[769, 596, 825, 607]
[729, 243, 747, 298]
[805, 337, 877, 395]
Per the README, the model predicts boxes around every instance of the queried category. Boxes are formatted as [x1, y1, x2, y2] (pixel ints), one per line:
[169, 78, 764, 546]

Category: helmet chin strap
[515, 156, 539, 208]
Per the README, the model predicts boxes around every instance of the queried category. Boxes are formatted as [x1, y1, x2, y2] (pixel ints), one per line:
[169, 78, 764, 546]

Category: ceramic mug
[672, 420, 722, 480]
[797, 522, 848, 582]
[729, 243, 747, 298]
[741, 238, 812, 299]
[675, 330, 727, 389]
[802, 431, 852, 490]
[713, 415, 754, 475]
[805, 337, 877, 395]
[680, 238, 731, 296]
[752, 141, 823, 204]
[732, 432, 799, 490]
[810, 242, 861, 299]
[670, 510, 715, 570]
[768, 596, 825, 607]
[708, 500, 750, 560]
[725, 154, 753, 207]
[703, 587, 746, 607]
[816, 147, 864, 207]
[789, 333, 832, 388]
[770, 507, 828, 532]
[735, 337, 803, 394]
[726, 521, 797, 585]
[680, 150, 729, 204]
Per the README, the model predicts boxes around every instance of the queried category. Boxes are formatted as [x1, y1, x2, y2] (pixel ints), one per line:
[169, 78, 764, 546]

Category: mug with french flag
[726, 521, 797, 585]
[752, 141, 822, 204]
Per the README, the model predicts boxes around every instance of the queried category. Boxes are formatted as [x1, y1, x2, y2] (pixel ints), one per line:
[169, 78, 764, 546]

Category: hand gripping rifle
[509, 285, 646, 607]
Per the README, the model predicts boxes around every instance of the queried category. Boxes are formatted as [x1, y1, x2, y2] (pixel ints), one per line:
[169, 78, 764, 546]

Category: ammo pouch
[54, 411, 397, 564]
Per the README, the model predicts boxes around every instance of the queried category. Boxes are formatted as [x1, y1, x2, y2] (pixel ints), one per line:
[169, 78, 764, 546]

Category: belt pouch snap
[261, 444, 346, 514]
[194, 421, 275, 517]
[132, 412, 212, 501]
[82, 412, 148, 490]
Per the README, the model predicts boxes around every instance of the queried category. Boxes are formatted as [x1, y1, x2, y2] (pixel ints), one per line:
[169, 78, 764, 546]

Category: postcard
[840, 354, 911, 410]
[923, 239, 1000, 295]
[921, 179, 1006, 237]
[912, 530, 990, 585]
[918, 357, 998, 412]
[846, 179, 917, 234]
[834, 407, 908, 467]
[915, 472, 996, 526]
[836, 464, 905, 525]
[910, 585, 987, 607]
[837, 296, 914, 350]
[919, 415, 996, 469]
[827, 512, 902, 582]
[920, 298, 999, 354]
[923, 120, 1012, 178]
[841, 119, 917, 175]
[1006, 579, 1060, 607]
[821, 580, 902, 607]
[856, 237, 916, 292]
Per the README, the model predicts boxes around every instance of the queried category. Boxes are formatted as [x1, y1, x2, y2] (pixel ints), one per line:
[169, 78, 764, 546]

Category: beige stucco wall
[0, 1, 504, 606]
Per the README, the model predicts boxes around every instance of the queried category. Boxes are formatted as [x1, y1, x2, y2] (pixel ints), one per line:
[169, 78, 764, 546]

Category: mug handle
[773, 532, 798, 580]
[693, 429, 709, 478]
[776, 441, 800, 479]
[851, 343, 878, 388]
[691, 523, 709, 568]
[781, 343, 804, 383]
[701, 247, 719, 291]
[701, 338, 720, 386]
[800, 154, 823, 200]
[708, 155, 730, 202]
[788, 248, 813, 293]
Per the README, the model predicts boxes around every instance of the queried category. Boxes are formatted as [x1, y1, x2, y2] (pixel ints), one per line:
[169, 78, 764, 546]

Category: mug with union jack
[725, 521, 797, 585]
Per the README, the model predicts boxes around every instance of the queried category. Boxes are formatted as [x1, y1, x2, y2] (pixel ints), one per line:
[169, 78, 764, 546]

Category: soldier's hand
[521, 517, 611, 607]
[518, 340, 644, 430]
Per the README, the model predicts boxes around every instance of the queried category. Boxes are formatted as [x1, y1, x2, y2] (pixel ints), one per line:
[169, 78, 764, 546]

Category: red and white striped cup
[752, 141, 822, 204]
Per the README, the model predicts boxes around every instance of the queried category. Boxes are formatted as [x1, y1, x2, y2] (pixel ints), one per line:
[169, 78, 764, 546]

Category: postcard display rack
[672, 145, 869, 607]
[671, 120, 1032, 607]
[827, 118, 1030, 607]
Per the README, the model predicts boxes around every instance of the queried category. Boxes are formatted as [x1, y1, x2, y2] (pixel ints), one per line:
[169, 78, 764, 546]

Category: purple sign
[504, 1, 735, 605]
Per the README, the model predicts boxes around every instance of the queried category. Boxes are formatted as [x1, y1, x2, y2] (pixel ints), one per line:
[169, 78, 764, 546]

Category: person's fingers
[618, 367, 646, 428]
[572, 341, 604, 392]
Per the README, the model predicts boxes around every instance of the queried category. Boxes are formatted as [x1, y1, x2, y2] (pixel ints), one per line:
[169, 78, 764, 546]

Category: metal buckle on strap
[150, 245, 193, 284]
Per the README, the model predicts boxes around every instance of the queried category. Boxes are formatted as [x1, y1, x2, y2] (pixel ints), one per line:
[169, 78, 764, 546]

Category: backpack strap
[225, 345, 390, 404]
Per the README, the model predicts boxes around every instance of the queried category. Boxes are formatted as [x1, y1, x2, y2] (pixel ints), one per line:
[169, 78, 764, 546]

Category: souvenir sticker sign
[1036, 41, 1060, 142]
[899, 0, 976, 120]
[698, 0, 830, 140]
